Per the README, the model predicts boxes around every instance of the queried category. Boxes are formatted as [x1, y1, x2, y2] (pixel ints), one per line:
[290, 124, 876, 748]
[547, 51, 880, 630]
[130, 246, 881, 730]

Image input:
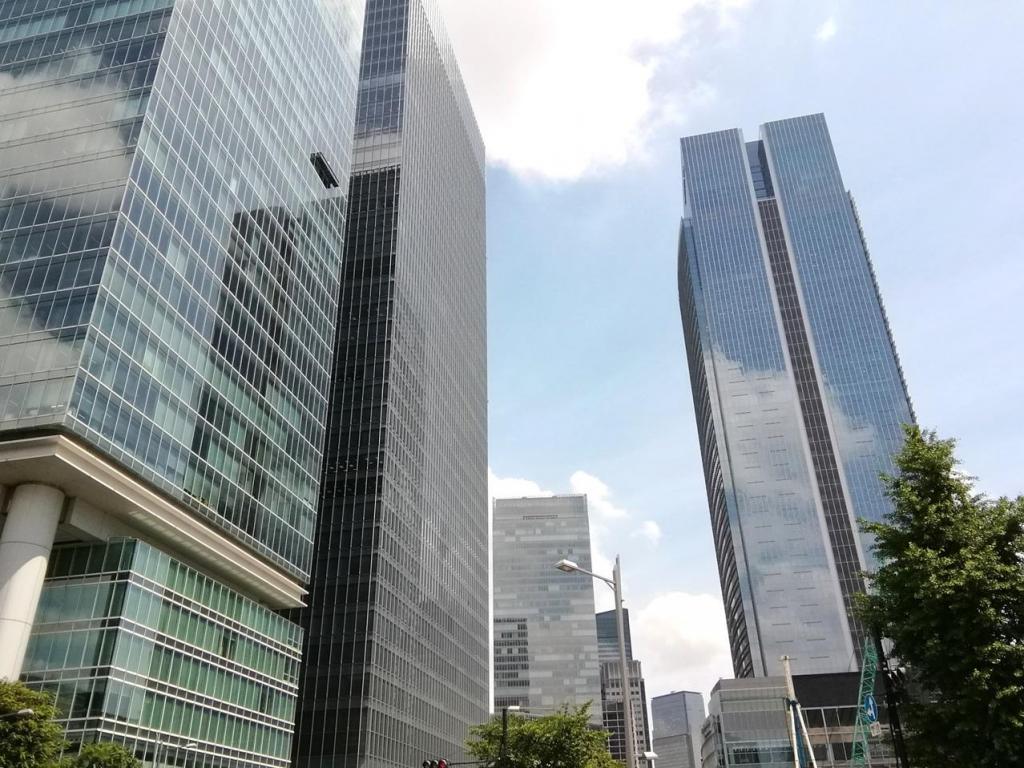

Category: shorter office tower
[22, 540, 301, 763]
[701, 677, 897, 767]
[651, 691, 705, 768]
[599, 660, 649, 763]
[595, 609, 650, 763]
[493, 496, 602, 723]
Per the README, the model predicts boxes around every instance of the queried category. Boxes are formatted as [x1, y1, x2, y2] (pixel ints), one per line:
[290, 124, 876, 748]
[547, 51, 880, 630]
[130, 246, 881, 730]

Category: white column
[0, 484, 63, 681]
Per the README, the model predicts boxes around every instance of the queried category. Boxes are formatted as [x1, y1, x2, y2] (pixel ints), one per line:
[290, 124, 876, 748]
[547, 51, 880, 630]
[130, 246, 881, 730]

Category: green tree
[466, 704, 619, 768]
[858, 425, 1024, 768]
[0, 681, 67, 768]
[65, 743, 142, 768]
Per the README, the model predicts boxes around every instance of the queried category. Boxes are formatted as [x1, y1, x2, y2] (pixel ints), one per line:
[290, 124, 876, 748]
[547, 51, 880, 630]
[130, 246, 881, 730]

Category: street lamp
[0, 708, 34, 720]
[498, 705, 520, 768]
[554, 555, 638, 768]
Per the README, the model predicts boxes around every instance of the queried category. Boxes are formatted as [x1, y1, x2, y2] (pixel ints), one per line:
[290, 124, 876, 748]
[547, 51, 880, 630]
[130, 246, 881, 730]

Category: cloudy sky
[435, 0, 1024, 701]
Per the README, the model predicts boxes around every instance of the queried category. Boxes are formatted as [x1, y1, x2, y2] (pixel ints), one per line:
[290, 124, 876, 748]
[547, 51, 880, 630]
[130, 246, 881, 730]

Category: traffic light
[421, 759, 448, 768]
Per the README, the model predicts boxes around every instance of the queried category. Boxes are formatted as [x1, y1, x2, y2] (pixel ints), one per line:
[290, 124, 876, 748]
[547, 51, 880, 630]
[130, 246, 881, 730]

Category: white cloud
[435, 0, 751, 181]
[815, 17, 838, 42]
[0, 62, 133, 211]
[633, 591, 733, 700]
[570, 469, 629, 520]
[634, 519, 662, 546]
[488, 467, 554, 502]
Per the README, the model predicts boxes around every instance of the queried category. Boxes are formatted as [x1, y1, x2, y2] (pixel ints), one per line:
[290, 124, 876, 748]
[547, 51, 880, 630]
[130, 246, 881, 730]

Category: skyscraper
[651, 691, 705, 768]
[677, 114, 914, 677]
[0, 1, 364, 766]
[493, 496, 602, 722]
[289, 1, 489, 766]
[595, 609, 650, 764]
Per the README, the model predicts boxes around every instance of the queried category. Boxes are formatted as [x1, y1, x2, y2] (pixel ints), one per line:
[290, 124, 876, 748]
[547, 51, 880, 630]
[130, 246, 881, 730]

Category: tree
[858, 425, 1024, 768]
[466, 704, 620, 768]
[66, 743, 142, 768]
[0, 681, 67, 768]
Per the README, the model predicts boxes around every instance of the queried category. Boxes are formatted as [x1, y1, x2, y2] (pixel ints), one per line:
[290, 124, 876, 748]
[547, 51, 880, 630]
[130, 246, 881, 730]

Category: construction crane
[849, 638, 879, 766]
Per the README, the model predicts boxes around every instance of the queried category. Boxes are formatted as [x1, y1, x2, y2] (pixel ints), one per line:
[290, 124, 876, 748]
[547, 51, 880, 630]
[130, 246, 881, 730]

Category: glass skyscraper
[677, 114, 914, 678]
[0, 1, 364, 766]
[289, 1, 489, 767]
[492, 496, 602, 724]
[651, 691, 706, 768]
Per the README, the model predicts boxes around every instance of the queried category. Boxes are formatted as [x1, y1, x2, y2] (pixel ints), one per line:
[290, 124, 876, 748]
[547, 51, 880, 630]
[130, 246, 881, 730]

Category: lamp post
[555, 555, 637, 768]
[499, 705, 519, 768]
[0, 708, 34, 720]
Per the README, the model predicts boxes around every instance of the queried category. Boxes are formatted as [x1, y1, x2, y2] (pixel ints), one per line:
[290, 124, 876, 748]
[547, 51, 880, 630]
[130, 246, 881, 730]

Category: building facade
[595, 609, 650, 764]
[0, 1, 364, 766]
[289, 1, 489, 767]
[493, 496, 602, 723]
[701, 675, 896, 767]
[677, 114, 914, 677]
[651, 691, 705, 768]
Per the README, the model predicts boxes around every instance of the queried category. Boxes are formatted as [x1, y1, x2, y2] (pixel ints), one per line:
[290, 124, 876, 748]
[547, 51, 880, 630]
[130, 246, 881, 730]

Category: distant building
[596, 609, 650, 763]
[678, 113, 915, 676]
[701, 676, 898, 767]
[651, 691, 705, 768]
[493, 496, 602, 723]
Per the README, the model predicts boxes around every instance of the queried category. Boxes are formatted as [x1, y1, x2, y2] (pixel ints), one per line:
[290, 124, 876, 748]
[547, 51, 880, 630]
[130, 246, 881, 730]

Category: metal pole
[780, 656, 800, 768]
[613, 556, 638, 768]
[499, 707, 509, 768]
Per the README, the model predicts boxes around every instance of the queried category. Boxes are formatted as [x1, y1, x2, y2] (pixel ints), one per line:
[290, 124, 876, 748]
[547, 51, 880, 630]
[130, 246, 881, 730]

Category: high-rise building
[651, 691, 705, 768]
[595, 609, 650, 764]
[599, 659, 649, 765]
[289, 1, 489, 766]
[493, 496, 602, 723]
[677, 113, 914, 677]
[0, 1, 364, 767]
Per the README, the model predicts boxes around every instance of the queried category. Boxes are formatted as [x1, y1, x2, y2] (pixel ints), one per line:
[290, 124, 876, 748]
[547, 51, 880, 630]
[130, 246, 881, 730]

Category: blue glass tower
[678, 114, 914, 677]
[0, 2, 364, 765]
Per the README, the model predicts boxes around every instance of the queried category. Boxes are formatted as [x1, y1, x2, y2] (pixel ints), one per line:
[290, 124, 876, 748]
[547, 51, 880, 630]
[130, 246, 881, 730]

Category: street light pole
[554, 556, 638, 768]
[612, 555, 638, 768]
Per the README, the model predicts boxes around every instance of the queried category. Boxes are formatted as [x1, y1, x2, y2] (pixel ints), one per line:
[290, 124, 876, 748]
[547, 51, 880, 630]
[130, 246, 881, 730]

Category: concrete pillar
[0, 484, 63, 681]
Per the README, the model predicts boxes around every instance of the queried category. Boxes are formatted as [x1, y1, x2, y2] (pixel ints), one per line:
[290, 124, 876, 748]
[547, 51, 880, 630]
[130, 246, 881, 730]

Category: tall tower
[595, 609, 651, 764]
[0, 1, 364, 766]
[677, 114, 914, 678]
[290, 0, 489, 766]
[492, 496, 602, 723]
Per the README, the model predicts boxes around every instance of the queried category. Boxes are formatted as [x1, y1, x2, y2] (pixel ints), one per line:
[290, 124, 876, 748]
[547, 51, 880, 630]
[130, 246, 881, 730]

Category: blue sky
[438, 0, 1024, 698]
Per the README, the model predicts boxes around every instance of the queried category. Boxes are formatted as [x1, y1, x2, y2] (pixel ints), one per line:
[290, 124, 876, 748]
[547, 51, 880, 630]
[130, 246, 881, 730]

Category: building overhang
[0, 434, 305, 609]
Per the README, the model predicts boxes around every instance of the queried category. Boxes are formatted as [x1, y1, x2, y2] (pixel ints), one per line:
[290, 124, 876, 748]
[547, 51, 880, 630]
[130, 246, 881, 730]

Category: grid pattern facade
[595, 608, 632, 663]
[677, 114, 914, 676]
[22, 539, 302, 768]
[0, 0, 365, 579]
[493, 617, 529, 709]
[599, 659, 649, 763]
[290, 1, 489, 766]
[492, 496, 602, 724]
[651, 691, 705, 768]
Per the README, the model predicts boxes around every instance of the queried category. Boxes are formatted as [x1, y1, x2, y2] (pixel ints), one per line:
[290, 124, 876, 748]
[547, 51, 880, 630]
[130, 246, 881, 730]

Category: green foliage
[858, 425, 1024, 768]
[0, 681, 67, 768]
[466, 704, 620, 768]
[66, 743, 142, 768]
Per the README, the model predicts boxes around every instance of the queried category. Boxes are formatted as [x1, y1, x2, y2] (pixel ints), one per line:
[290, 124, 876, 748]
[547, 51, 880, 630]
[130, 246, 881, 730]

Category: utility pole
[781, 656, 801, 768]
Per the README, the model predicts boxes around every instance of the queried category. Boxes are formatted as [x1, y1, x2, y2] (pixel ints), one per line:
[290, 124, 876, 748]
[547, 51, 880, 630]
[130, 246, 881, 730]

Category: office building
[595, 609, 650, 764]
[700, 675, 896, 767]
[0, 1, 364, 766]
[677, 114, 914, 677]
[651, 691, 705, 768]
[493, 496, 602, 723]
[289, 0, 489, 766]
[599, 659, 649, 765]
